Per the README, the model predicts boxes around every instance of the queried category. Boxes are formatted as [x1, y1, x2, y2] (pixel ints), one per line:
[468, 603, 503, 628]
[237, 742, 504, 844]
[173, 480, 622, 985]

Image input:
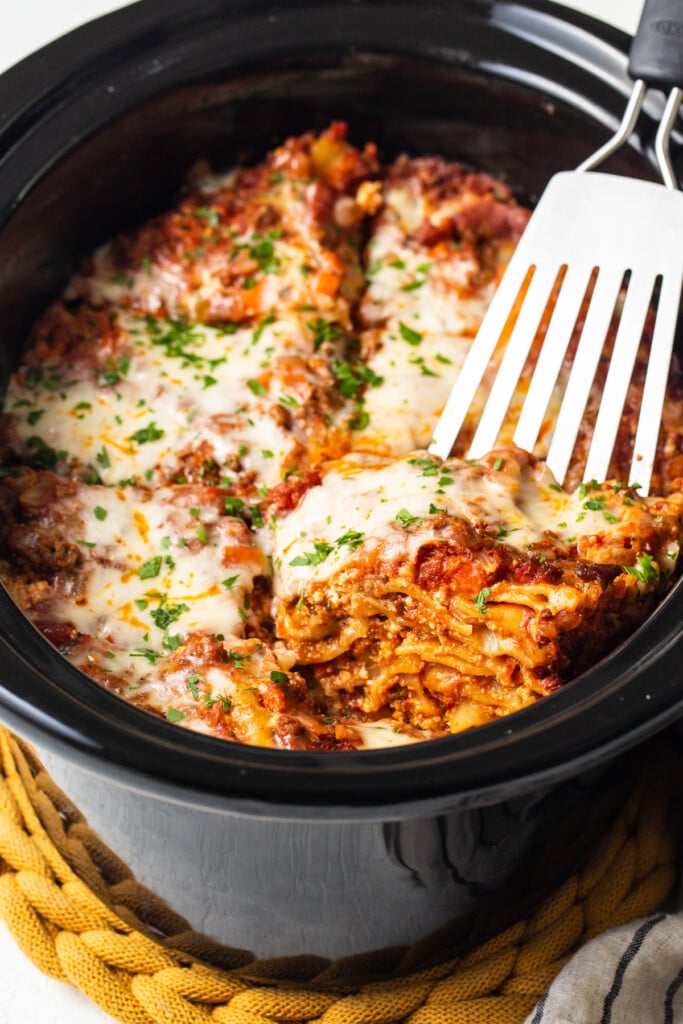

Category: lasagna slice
[67, 123, 380, 329]
[2, 302, 348, 492]
[349, 157, 529, 453]
[268, 448, 682, 734]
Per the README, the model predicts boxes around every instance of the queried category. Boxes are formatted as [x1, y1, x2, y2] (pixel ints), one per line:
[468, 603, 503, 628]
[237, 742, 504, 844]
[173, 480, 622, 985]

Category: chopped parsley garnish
[408, 456, 439, 477]
[193, 206, 221, 227]
[624, 552, 658, 584]
[26, 435, 65, 471]
[278, 394, 299, 408]
[187, 674, 204, 700]
[232, 230, 283, 274]
[228, 650, 251, 670]
[474, 587, 492, 614]
[222, 575, 240, 590]
[166, 708, 186, 723]
[349, 407, 369, 431]
[94, 506, 108, 521]
[27, 409, 44, 426]
[398, 322, 422, 346]
[395, 508, 424, 529]
[96, 446, 111, 469]
[492, 457, 504, 471]
[129, 422, 164, 445]
[98, 355, 131, 387]
[252, 314, 276, 345]
[335, 530, 364, 551]
[307, 318, 342, 351]
[85, 468, 103, 488]
[224, 495, 245, 516]
[249, 505, 264, 529]
[247, 379, 267, 396]
[149, 598, 189, 631]
[583, 498, 605, 512]
[130, 648, 162, 664]
[270, 671, 289, 685]
[331, 360, 384, 399]
[138, 556, 162, 580]
[289, 541, 334, 567]
[429, 503, 447, 515]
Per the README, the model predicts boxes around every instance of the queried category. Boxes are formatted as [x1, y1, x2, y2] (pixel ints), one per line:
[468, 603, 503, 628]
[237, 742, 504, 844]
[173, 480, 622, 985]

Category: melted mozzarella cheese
[352, 217, 492, 454]
[270, 453, 644, 601]
[6, 312, 340, 488]
[51, 486, 262, 661]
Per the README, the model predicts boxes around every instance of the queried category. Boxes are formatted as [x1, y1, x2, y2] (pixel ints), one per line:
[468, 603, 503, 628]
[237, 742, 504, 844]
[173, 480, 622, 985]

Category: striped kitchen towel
[526, 913, 683, 1023]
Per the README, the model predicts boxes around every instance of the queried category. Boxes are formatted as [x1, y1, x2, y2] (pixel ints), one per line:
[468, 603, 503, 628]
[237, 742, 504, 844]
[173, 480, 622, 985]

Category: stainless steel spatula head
[430, 0, 683, 495]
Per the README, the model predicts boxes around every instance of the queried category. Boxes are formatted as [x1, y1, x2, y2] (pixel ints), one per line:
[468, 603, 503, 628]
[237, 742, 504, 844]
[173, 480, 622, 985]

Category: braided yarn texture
[0, 726, 678, 1024]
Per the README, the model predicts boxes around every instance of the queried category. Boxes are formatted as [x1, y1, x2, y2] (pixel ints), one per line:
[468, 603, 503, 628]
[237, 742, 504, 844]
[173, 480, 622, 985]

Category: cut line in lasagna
[0, 123, 681, 750]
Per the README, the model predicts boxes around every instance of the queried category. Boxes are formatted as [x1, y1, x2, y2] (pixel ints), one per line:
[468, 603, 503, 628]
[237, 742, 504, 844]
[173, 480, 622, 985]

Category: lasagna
[0, 123, 681, 750]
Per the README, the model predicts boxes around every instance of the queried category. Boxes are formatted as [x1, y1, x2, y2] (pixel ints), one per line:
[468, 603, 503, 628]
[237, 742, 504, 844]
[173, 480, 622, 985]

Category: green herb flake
[289, 541, 334, 567]
[166, 708, 186, 723]
[249, 505, 264, 529]
[129, 422, 164, 445]
[270, 671, 289, 685]
[335, 529, 364, 551]
[332, 360, 384, 399]
[395, 508, 424, 530]
[138, 556, 162, 580]
[307, 318, 342, 351]
[624, 552, 658, 584]
[474, 587, 492, 614]
[224, 495, 245, 516]
[252, 314, 276, 345]
[398, 322, 422, 346]
[222, 575, 240, 590]
[247, 379, 267, 396]
[186, 675, 202, 700]
[130, 648, 162, 665]
[93, 446, 110, 470]
[94, 505, 108, 521]
[349, 408, 369, 431]
[150, 598, 189, 631]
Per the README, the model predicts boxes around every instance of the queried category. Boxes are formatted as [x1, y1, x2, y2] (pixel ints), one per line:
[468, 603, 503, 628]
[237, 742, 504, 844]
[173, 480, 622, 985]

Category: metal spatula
[429, 0, 683, 494]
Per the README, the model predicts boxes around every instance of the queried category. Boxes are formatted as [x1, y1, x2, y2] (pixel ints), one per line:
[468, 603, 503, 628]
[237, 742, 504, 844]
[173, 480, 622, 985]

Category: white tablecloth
[0, 1, 648, 1021]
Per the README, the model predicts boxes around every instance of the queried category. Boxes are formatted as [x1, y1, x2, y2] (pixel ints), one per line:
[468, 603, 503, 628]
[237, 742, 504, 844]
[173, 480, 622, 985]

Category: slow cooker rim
[0, 0, 681, 817]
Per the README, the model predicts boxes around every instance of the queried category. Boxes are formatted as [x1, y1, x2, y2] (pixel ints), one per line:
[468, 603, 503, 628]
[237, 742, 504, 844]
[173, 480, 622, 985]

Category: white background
[0, 1, 645, 1021]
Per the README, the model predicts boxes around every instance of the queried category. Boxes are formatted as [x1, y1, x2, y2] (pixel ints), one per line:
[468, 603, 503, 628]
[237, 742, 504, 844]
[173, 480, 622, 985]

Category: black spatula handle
[628, 0, 683, 91]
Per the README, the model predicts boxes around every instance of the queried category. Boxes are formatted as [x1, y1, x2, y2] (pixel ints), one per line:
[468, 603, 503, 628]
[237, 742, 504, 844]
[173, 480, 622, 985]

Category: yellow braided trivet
[0, 725, 679, 1024]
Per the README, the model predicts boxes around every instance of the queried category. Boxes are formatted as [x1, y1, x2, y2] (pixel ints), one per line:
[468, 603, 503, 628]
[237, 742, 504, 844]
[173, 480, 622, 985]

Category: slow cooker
[0, 0, 681, 958]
